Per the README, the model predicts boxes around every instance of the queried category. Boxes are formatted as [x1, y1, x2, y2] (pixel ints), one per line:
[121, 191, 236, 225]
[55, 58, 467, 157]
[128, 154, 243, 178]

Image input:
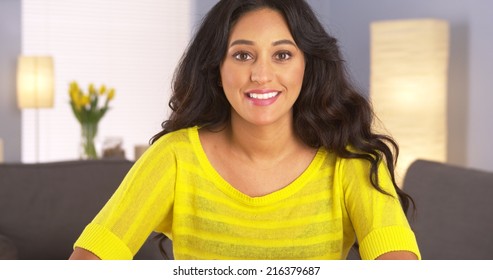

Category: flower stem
[81, 122, 98, 159]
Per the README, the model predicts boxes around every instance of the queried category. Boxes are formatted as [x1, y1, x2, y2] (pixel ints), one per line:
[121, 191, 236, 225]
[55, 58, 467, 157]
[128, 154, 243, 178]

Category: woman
[70, 0, 420, 260]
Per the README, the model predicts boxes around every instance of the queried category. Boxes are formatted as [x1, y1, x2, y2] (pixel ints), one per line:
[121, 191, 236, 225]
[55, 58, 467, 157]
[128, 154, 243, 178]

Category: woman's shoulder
[143, 126, 199, 158]
[319, 146, 368, 165]
[152, 126, 198, 146]
[328, 147, 379, 182]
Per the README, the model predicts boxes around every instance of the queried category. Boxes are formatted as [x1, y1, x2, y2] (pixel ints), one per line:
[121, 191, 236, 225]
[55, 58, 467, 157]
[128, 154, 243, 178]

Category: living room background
[20, 0, 191, 162]
[1, 0, 492, 173]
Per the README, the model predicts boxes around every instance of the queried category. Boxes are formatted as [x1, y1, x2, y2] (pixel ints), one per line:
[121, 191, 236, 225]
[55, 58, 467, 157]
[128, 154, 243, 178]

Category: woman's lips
[245, 91, 280, 106]
[247, 91, 279, 99]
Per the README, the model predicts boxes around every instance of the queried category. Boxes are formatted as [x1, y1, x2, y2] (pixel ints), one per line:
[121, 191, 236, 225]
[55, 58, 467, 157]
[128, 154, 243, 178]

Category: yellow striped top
[74, 126, 420, 260]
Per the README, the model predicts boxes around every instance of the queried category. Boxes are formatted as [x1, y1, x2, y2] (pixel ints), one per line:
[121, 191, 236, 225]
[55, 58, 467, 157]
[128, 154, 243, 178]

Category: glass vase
[80, 122, 99, 160]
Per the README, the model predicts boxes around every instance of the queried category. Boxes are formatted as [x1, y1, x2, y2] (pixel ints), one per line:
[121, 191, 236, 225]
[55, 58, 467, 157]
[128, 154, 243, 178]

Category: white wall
[21, 0, 192, 162]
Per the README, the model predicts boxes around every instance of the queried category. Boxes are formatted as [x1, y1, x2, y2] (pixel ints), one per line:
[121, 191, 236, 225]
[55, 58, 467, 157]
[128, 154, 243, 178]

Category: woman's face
[220, 8, 305, 128]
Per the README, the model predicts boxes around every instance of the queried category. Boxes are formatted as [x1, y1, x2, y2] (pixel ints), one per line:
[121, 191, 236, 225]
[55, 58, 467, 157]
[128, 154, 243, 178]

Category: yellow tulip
[88, 83, 96, 96]
[107, 89, 115, 100]
[69, 82, 79, 98]
[69, 90, 77, 102]
[99, 85, 106, 95]
[68, 82, 116, 124]
[69, 81, 79, 91]
[80, 95, 90, 106]
[71, 92, 82, 110]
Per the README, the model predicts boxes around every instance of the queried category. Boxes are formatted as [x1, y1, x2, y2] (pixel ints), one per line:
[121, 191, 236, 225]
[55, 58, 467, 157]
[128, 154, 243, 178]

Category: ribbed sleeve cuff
[359, 226, 421, 260]
[73, 223, 133, 260]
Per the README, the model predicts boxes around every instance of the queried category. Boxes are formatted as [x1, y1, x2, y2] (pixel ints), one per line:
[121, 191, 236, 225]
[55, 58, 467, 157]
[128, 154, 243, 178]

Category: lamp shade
[17, 56, 54, 108]
[370, 19, 449, 182]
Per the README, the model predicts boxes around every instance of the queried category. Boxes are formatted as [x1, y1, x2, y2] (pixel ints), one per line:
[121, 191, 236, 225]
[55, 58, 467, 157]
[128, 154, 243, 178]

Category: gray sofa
[404, 160, 493, 260]
[0, 160, 165, 260]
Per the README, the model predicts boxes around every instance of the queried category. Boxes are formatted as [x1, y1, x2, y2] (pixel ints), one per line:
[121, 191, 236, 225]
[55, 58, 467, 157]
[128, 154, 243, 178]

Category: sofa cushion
[0, 160, 162, 260]
[0, 233, 18, 259]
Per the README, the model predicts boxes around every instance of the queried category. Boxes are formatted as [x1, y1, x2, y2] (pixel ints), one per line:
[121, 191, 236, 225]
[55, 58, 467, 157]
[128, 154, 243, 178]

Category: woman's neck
[225, 115, 303, 165]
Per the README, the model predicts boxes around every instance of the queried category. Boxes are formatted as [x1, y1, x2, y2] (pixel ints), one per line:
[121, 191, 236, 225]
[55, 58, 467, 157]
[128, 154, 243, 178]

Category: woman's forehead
[227, 8, 293, 45]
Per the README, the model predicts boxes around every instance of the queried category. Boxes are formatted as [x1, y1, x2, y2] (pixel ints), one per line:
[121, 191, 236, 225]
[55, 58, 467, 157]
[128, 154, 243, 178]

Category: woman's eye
[233, 52, 252, 61]
[275, 51, 292, 61]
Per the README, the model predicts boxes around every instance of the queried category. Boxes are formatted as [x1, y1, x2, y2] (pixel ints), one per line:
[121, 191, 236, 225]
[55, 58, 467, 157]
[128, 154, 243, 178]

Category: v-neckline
[189, 126, 324, 206]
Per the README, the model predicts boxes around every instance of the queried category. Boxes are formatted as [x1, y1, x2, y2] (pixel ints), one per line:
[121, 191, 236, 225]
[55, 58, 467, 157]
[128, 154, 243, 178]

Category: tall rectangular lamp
[370, 19, 449, 184]
[17, 56, 55, 162]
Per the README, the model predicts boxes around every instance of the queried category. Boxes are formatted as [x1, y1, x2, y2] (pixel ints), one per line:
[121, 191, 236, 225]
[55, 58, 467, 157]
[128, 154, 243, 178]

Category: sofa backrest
[0, 160, 163, 260]
[403, 160, 493, 260]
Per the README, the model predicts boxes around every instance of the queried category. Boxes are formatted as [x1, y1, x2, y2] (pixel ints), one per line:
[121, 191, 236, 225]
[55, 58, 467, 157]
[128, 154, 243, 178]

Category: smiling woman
[70, 0, 420, 260]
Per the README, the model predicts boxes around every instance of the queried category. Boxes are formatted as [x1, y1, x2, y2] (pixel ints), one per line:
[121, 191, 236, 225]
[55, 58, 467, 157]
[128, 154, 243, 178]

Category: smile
[247, 92, 280, 99]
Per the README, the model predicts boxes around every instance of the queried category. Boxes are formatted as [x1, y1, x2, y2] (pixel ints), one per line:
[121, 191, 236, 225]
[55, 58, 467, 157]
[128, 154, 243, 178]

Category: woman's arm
[69, 247, 101, 260]
[376, 251, 418, 260]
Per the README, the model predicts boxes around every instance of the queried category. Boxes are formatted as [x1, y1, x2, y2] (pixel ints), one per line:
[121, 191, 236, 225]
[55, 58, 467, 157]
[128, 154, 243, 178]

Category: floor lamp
[370, 19, 449, 185]
[17, 56, 55, 162]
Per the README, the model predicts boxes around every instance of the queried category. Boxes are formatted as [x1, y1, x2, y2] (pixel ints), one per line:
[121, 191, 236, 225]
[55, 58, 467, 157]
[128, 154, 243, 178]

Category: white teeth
[248, 92, 279, 99]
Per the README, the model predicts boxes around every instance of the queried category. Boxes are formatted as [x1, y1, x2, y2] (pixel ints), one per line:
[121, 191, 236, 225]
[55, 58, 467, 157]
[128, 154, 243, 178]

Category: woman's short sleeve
[74, 135, 177, 259]
[337, 157, 420, 260]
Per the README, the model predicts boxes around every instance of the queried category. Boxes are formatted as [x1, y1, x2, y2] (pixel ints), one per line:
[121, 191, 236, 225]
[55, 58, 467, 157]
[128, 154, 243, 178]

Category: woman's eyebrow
[229, 39, 296, 47]
[272, 39, 296, 47]
[230, 39, 254, 47]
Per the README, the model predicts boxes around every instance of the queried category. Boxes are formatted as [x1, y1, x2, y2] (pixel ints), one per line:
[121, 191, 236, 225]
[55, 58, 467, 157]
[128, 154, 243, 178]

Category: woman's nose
[251, 58, 274, 84]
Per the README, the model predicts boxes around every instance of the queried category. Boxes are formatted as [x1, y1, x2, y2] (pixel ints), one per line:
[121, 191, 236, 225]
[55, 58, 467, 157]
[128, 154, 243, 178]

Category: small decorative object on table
[68, 81, 115, 160]
[102, 137, 126, 159]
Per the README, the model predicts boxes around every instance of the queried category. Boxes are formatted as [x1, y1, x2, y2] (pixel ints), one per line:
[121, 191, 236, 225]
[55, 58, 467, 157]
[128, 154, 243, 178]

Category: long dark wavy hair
[151, 0, 415, 258]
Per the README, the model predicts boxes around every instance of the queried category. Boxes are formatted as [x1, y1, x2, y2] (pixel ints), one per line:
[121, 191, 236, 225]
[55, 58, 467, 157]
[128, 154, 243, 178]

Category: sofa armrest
[0, 233, 18, 260]
[404, 159, 493, 259]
